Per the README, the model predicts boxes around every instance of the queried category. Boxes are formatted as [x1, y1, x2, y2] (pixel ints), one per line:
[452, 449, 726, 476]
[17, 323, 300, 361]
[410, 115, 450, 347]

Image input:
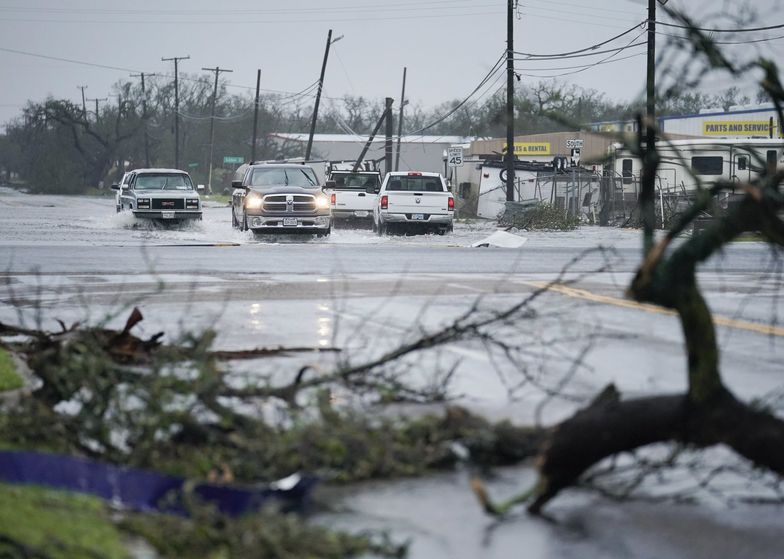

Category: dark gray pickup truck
[231, 163, 331, 236]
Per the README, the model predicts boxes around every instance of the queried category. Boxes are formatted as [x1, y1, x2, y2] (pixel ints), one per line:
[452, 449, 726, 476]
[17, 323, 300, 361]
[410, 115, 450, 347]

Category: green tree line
[0, 72, 757, 194]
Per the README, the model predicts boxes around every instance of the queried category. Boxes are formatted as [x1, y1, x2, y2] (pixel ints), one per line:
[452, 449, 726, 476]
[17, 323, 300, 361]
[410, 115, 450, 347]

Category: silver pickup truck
[373, 171, 454, 235]
[112, 168, 203, 221]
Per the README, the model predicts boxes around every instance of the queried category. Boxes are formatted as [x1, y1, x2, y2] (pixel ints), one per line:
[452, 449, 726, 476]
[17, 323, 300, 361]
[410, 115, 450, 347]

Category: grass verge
[0, 348, 23, 392]
[0, 483, 128, 559]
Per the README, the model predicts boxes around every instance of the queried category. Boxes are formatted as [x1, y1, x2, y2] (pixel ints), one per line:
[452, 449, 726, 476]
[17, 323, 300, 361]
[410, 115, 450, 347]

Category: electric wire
[656, 20, 784, 33]
[514, 40, 647, 61]
[514, 21, 646, 58]
[406, 52, 506, 136]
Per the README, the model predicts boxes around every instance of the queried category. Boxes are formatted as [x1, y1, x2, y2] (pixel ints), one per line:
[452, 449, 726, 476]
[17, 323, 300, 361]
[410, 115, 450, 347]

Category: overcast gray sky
[0, 0, 782, 131]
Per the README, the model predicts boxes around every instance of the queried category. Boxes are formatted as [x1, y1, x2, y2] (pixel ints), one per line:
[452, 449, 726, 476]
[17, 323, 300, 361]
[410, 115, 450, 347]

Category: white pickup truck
[325, 169, 381, 223]
[373, 171, 454, 235]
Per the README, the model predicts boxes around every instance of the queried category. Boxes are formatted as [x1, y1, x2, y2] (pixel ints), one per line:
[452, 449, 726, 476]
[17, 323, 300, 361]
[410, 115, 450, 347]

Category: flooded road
[2, 188, 783, 557]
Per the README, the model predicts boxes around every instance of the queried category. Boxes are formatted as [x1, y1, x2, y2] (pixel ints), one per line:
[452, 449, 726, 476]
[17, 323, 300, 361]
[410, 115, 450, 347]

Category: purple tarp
[0, 450, 316, 517]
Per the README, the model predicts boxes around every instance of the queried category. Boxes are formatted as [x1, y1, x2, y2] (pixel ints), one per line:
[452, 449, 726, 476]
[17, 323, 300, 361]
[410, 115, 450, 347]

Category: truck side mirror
[231, 180, 244, 188]
[111, 183, 120, 191]
[325, 180, 336, 188]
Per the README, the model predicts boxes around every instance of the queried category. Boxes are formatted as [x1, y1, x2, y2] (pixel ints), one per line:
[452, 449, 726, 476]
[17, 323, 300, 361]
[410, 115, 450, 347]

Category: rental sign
[505, 142, 552, 155]
[703, 120, 770, 135]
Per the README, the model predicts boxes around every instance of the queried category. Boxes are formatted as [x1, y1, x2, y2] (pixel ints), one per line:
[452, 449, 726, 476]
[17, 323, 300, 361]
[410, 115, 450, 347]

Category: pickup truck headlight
[245, 192, 263, 210]
[137, 198, 150, 209]
[186, 198, 199, 209]
[315, 195, 330, 210]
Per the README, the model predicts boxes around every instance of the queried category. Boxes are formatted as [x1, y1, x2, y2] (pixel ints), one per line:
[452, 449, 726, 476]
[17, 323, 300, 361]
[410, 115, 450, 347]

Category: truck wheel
[242, 212, 249, 232]
[317, 227, 331, 238]
[377, 221, 387, 236]
[231, 208, 238, 228]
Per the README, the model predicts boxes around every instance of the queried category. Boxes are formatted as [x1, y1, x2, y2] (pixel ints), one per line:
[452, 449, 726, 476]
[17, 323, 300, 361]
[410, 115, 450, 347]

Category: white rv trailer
[610, 138, 784, 197]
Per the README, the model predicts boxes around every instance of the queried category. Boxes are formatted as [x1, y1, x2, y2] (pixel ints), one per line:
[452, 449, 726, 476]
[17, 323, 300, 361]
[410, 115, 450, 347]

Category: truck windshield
[386, 176, 444, 192]
[249, 167, 318, 189]
[135, 174, 193, 190]
[331, 173, 380, 190]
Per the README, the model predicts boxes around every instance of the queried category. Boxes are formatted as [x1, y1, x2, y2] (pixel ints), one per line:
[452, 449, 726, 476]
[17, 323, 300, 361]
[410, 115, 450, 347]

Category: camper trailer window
[767, 150, 777, 168]
[737, 156, 747, 171]
[691, 156, 723, 176]
[622, 159, 633, 184]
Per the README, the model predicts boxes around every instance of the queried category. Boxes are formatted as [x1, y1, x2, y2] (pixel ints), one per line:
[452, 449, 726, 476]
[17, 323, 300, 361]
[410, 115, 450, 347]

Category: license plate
[354, 210, 368, 218]
[283, 217, 298, 226]
[411, 213, 425, 220]
[161, 211, 175, 219]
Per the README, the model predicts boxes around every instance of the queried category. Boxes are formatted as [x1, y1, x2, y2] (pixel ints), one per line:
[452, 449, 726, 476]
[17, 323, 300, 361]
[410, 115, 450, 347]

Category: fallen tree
[474, 7, 784, 515]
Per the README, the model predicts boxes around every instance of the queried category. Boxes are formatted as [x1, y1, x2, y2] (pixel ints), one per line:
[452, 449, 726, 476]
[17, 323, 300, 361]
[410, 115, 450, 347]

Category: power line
[0, 10, 505, 25]
[0, 0, 489, 16]
[515, 50, 646, 72]
[656, 30, 784, 45]
[406, 52, 506, 136]
[656, 20, 784, 33]
[514, 20, 646, 58]
[515, 40, 647, 61]
[516, 52, 646, 78]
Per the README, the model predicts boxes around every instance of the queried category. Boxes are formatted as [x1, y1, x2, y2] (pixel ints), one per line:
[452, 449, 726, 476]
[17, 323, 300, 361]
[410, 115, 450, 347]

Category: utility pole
[305, 29, 343, 161]
[77, 85, 88, 119]
[202, 65, 233, 194]
[642, 0, 665, 255]
[505, 0, 516, 202]
[131, 72, 157, 168]
[86, 97, 108, 123]
[384, 97, 394, 176]
[251, 69, 261, 163]
[395, 67, 407, 172]
[162, 54, 190, 169]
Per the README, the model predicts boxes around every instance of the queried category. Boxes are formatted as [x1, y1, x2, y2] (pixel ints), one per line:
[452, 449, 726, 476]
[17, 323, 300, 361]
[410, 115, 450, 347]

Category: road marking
[446, 283, 485, 293]
[525, 281, 784, 338]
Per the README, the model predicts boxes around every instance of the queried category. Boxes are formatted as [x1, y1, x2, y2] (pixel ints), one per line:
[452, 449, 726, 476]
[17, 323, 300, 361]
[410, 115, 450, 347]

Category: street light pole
[202, 66, 233, 194]
[162, 55, 190, 169]
[305, 29, 342, 161]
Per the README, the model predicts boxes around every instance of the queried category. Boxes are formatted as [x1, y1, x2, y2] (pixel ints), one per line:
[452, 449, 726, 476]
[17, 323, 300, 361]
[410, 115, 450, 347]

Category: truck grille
[152, 199, 185, 210]
[263, 194, 316, 213]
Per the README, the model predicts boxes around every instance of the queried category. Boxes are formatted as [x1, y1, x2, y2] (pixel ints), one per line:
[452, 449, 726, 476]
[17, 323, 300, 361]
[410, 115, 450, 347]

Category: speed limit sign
[447, 147, 464, 167]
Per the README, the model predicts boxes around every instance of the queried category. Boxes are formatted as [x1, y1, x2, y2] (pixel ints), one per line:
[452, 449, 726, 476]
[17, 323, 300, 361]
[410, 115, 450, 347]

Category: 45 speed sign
[447, 147, 464, 167]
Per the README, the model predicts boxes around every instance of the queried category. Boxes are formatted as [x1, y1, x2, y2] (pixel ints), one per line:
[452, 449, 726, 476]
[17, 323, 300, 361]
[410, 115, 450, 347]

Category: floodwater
[2, 188, 783, 557]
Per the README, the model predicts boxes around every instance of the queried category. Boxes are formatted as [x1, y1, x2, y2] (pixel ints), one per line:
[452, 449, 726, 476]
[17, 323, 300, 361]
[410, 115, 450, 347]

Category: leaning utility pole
[384, 97, 394, 175]
[202, 65, 233, 194]
[305, 29, 342, 161]
[251, 69, 261, 163]
[394, 67, 407, 172]
[77, 85, 88, 119]
[162, 54, 190, 169]
[131, 72, 157, 168]
[505, 0, 516, 202]
[86, 97, 108, 123]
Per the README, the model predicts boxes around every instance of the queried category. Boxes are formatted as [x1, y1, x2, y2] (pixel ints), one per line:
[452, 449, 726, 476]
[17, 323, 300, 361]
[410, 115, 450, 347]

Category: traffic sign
[447, 146, 464, 167]
[223, 156, 244, 165]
